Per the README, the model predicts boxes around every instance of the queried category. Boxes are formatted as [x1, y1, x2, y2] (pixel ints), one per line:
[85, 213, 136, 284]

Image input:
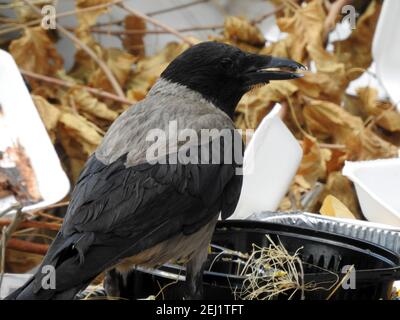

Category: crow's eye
[220, 58, 234, 70]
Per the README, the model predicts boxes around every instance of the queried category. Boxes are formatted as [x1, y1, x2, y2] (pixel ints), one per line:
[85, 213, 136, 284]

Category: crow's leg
[184, 243, 208, 300]
[184, 216, 218, 300]
[104, 268, 121, 298]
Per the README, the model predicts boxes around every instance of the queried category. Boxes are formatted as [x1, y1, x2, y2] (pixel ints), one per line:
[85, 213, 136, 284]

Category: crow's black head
[161, 41, 305, 118]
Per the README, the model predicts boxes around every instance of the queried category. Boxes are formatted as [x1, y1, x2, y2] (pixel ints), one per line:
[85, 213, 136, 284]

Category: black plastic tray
[100, 220, 400, 300]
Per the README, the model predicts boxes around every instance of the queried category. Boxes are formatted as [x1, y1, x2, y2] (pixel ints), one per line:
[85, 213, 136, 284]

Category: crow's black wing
[63, 132, 242, 240]
[7, 131, 243, 300]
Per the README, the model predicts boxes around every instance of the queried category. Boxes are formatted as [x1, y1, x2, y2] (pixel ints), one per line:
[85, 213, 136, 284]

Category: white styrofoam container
[0, 273, 32, 299]
[229, 104, 303, 219]
[0, 49, 70, 214]
[346, 0, 400, 109]
[372, 0, 400, 110]
[343, 158, 400, 226]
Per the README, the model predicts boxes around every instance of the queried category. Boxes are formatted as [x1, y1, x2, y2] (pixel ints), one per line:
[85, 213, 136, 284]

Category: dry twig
[147, 0, 209, 17]
[0, 218, 61, 231]
[0, 203, 24, 288]
[6, 238, 49, 255]
[20, 69, 134, 105]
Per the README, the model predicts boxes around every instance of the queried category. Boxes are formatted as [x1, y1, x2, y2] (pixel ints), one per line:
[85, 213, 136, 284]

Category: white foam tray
[0, 273, 32, 299]
[343, 158, 400, 226]
[372, 0, 400, 109]
[0, 50, 70, 214]
[230, 104, 303, 219]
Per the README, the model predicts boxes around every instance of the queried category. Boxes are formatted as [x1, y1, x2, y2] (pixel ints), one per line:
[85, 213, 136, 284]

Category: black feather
[6, 132, 242, 300]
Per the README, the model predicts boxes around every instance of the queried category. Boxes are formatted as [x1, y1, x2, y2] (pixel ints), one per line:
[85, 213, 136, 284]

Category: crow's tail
[4, 232, 114, 300]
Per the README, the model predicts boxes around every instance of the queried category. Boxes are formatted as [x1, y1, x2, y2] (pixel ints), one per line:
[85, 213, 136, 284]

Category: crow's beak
[244, 55, 306, 87]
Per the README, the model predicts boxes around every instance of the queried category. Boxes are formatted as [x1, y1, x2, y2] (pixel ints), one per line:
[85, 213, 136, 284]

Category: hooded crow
[6, 41, 304, 300]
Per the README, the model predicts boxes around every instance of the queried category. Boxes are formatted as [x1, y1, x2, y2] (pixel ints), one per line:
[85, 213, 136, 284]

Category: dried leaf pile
[1, 0, 400, 266]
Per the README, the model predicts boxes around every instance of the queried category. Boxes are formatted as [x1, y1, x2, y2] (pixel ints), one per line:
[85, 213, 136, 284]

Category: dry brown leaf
[325, 148, 347, 174]
[12, 0, 54, 22]
[76, 0, 113, 29]
[9, 27, 63, 75]
[31, 85, 60, 101]
[357, 86, 380, 116]
[258, 80, 299, 103]
[354, 128, 399, 160]
[292, 74, 324, 99]
[32, 95, 61, 143]
[69, 44, 103, 82]
[377, 110, 400, 133]
[303, 98, 398, 159]
[303, 98, 363, 142]
[343, 93, 367, 119]
[276, 0, 326, 64]
[123, 15, 146, 57]
[59, 111, 103, 156]
[237, 81, 298, 128]
[74, 0, 115, 45]
[321, 172, 361, 218]
[89, 48, 136, 92]
[58, 111, 103, 181]
[357, 87, 400, 132]
[65, 88, 119, 122]
[236, 80, 299, 130]
[297, 136, 328, 185]
[224, 16, 265, 47]
[306, 47, 347, 103]
[320, 194, 356, 219]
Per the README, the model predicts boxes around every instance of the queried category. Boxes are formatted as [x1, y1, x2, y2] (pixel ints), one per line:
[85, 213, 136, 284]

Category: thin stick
[0, 219, 61, 231]
[326, 265, 354, 300]
[0, 0, 124, 37]
[0, 205, 24, 288]
[297, 140, 347, 150]
[6, 238, 49, 255]
[33, 211, 64, 223]
[1, 207, 25, 242]
[12, 231, 55, 242]
[31, 201, 70, 213]
[286, 97, 313, 138]
[20, 69, 134, 105]
[301, 182, 324, 212]
[88, 24, 224, 36]
[0, 227, 6, 289]
[147, 0, 209, 17]
[21, 0, 126, 99]
[0, 203, 22, 219]
[117, 3, 196, 46]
